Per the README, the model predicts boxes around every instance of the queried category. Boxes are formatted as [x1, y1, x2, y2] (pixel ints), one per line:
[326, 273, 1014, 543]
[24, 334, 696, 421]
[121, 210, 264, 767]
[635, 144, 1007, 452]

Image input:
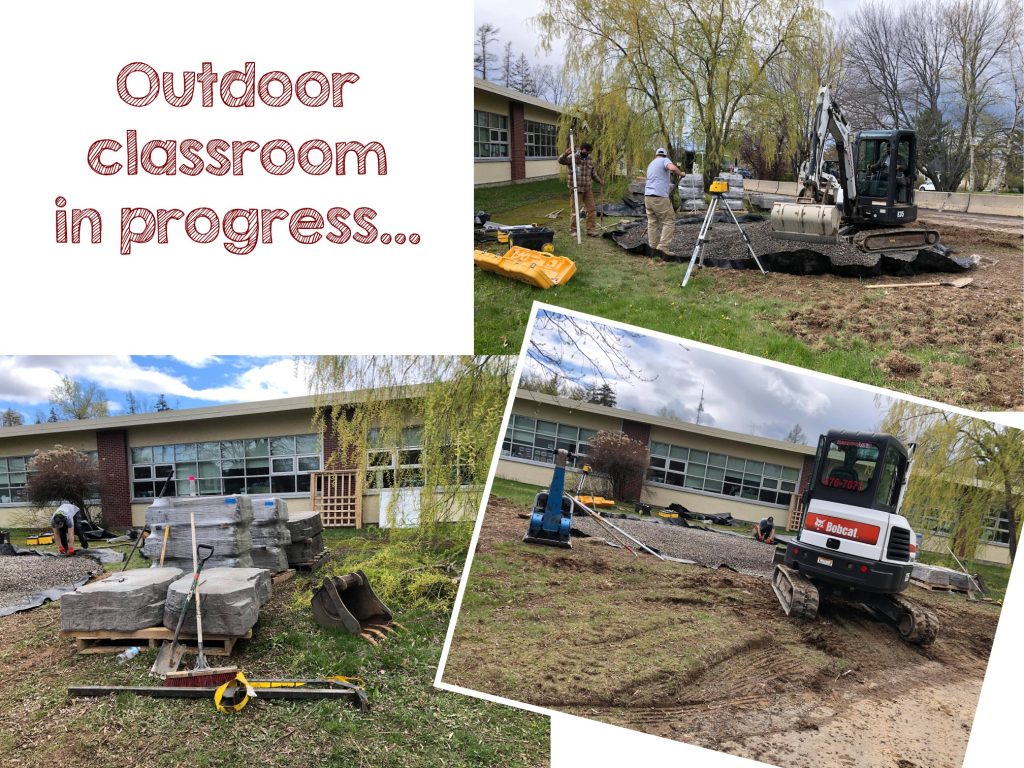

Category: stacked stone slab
[143, 496, 254, 569]
[60, 567, 183, 632]
[247, 497, 292, 573]
[284, 510, 325, 567]
[163, 567, 271, 636]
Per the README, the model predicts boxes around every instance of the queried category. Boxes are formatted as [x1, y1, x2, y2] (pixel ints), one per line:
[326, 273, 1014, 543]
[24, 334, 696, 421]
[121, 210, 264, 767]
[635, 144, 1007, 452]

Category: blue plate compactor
[523, 449, 573, 548]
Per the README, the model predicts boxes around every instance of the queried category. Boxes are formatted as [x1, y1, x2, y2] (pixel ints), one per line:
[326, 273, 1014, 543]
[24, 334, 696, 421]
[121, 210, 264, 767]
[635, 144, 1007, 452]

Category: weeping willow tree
[306, 356, 515, 534]
[740, 12, 846, 179]
[538, 0, 819, 188]
[880, 401, 1023, 564]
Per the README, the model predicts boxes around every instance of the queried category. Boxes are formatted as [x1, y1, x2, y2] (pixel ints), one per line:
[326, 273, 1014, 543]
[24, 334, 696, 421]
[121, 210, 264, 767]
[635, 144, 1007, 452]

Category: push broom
[163, 510, 238, 688]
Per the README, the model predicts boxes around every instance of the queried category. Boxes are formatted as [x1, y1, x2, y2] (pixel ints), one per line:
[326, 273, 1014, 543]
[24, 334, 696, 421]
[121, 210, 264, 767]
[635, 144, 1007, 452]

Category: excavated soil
[635, 213, 1022, 410]
[445, 497, 1002, 768]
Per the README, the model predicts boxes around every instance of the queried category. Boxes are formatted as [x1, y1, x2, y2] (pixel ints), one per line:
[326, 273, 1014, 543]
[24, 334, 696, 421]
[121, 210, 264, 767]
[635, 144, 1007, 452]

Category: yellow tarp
[578, 495, 615, 508]
[473, 247, 576, 289]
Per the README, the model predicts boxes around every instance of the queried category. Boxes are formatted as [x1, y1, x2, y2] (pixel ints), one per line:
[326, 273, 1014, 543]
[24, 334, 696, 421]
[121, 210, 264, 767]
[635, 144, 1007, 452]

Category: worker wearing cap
[558, 143, 603, 237]
[51, 500, 89, 555]
[644, 148, 685, 257]
[754, 515, 775, 544]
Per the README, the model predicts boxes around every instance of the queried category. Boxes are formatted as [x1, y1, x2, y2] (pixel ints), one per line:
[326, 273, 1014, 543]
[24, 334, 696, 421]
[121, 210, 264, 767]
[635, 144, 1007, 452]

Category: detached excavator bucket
[311, 570, 402, 644]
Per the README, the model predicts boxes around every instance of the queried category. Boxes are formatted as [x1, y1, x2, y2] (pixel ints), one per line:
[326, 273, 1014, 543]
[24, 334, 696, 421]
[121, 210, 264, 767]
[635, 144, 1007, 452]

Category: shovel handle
[196, 544, 214, 569]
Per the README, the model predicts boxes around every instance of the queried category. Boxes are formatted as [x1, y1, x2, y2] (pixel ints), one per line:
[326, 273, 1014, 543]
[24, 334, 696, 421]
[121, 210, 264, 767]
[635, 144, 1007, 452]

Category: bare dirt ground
[715, 217, 1023, 409]
[444, 497, 1002, 768]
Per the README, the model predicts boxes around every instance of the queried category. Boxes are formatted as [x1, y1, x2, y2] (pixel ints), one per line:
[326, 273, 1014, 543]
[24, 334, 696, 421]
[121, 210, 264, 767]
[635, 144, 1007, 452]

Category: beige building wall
[1, 432, 101, 527]
[920, 532, 1010, 566]
[526, 159, 561, 180]
[475, 162, 512, 185]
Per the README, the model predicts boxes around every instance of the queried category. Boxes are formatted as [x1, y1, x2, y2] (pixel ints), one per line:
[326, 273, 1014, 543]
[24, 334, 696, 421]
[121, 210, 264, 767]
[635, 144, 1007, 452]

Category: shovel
[866, 277, 973, 290]
[150, 543, 214, 677]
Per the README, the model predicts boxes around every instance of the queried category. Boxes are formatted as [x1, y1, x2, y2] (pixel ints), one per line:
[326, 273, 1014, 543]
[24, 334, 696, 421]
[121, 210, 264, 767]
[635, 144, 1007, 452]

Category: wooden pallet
[60, 627, 252, 655]
[272, 569, 296, 585]
[910, 578, 961, 593]
[293, 549, 330, 573]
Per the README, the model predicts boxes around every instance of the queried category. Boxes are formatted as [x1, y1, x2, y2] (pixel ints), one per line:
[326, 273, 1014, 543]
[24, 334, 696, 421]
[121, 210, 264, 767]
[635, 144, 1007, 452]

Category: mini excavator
[772, 430, 938, 645]
[770, 85, 952, 261]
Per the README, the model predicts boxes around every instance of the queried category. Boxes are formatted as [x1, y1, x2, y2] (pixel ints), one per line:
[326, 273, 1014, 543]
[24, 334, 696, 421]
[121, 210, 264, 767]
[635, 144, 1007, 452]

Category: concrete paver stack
[284, 510, 325, 567]
[247, 497, 292, 573]
[60, 567, 183, 631]
[142, 495, 255, 568]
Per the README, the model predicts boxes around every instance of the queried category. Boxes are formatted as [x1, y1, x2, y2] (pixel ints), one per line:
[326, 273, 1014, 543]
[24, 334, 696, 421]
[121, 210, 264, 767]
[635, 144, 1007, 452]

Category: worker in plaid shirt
[558, 143, 603, 237]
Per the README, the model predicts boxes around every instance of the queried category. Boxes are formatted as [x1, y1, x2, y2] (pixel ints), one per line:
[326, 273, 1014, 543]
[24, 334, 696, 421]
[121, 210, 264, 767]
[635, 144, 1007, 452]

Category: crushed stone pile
[0, 554, 101, 616]
[164, 566, 271, 636]
[60, 567, 183, 632]
[610, 217, 975, 277]
[572, 515, 776, 578]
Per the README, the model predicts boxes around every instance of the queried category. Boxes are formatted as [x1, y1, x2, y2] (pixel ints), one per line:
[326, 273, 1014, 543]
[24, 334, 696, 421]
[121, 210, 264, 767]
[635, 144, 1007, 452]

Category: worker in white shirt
[51, 501, 89, 555]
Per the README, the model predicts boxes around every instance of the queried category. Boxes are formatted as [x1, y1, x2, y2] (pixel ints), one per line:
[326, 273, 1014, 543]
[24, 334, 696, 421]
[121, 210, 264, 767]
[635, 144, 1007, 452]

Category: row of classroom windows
[501, 415, 799, 507]
[474, 110, 558, 159]
[1, 428, 458, 504]
[502, 416, 1017, 542]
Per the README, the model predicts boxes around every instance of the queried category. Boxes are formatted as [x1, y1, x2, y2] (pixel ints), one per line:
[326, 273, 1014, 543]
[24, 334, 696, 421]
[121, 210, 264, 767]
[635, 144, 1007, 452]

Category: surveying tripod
[681, 179, 767, 287]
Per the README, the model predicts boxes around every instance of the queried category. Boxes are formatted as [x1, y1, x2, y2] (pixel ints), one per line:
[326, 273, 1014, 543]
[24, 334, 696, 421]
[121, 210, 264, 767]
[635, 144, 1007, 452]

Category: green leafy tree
[586, 382, 617, 407]
[49, 376, 109, 420]
[154, 394, 171, 412]
[881, 401, 1023, 563]
[1, 408, 23, 427]
[307, 356, 515, 531]
[538, 0, 818, 187]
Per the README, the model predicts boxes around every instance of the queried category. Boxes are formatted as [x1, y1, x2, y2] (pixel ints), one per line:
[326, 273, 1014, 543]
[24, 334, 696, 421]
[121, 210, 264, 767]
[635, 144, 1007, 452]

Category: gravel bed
[612, 218, 878, 266]
[0, 554, 100, 612]
[572, 515, 776, 578]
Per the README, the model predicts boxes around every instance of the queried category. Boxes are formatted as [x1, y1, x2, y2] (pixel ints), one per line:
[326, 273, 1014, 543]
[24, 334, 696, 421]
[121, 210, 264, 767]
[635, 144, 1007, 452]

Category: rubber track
[891, 595, 939, 646]
[772, 565, 820, 620]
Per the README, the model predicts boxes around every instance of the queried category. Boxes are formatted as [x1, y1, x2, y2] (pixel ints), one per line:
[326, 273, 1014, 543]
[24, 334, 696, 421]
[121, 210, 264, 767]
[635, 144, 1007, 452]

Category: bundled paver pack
[143, 496, 255, 568]
[284, 510, 325, 567]
[247, 496, 292, 573]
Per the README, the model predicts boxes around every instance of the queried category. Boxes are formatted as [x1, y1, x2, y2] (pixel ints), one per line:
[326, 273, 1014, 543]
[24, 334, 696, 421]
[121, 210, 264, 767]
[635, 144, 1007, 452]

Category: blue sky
[0, 356, 313, 423]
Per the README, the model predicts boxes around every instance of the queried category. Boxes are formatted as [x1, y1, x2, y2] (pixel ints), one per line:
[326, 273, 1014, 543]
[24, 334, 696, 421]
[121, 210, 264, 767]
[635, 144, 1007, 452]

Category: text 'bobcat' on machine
[772, 430, 938, 645]
[769, 85, 952, 260]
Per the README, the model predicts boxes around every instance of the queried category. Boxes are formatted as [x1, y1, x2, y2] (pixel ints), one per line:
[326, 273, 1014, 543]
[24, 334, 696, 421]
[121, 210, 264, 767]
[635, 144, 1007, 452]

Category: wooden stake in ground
[866, 277, 973, 289]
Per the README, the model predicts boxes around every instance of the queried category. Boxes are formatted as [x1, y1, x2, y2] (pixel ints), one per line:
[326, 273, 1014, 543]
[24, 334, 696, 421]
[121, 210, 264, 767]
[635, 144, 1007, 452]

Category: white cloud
[0, 356, 312, 407]
[170, 355, 222, 368]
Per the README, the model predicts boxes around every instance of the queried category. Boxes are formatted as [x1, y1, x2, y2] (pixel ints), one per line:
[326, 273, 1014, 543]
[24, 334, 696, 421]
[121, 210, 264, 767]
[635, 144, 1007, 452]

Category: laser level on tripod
[681, 179, 767, 287]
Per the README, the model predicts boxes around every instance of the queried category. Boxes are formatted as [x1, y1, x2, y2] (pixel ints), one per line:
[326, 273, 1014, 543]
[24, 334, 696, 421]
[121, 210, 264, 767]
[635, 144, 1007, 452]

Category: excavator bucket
[769, 202, 841, 244]
[310, 570, 402, 644]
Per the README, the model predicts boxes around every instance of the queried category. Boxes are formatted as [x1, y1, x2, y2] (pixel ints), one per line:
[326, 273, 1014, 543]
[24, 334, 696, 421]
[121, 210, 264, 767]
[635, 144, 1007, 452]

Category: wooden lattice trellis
[787, 492, 805, 533]
[310, 470, 362, 528]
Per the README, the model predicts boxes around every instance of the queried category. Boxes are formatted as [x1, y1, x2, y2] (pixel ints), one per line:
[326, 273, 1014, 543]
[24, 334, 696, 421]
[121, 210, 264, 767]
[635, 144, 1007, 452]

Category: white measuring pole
[569, 129, 582, 245]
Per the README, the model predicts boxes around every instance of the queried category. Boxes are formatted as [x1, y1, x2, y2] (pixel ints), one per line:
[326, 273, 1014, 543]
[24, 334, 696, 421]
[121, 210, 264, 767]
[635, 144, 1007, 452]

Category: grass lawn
[473, 179, 1021, 408]
[0, 524, 549, 768]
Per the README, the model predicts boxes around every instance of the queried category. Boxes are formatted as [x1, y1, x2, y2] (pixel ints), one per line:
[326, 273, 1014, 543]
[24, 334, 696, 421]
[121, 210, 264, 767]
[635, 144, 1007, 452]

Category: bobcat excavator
[771, 430, 938, 645]
[769, 85, 949, 258]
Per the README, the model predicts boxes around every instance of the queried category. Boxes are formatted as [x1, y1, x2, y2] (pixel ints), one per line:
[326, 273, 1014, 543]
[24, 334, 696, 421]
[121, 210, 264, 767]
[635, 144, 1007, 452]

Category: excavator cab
[852, 130, 918, 226]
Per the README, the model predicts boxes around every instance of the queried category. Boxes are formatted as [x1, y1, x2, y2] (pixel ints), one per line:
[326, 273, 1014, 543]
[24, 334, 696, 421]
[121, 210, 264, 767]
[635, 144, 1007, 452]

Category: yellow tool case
[473, 247, 577, 289]
[26, 532, 55, 545]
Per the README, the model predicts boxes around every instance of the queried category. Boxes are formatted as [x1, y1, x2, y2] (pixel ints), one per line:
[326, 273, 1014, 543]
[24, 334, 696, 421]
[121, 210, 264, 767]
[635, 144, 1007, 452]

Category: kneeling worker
[753, 515, 775, 544]
[51, 500, 89, 555]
